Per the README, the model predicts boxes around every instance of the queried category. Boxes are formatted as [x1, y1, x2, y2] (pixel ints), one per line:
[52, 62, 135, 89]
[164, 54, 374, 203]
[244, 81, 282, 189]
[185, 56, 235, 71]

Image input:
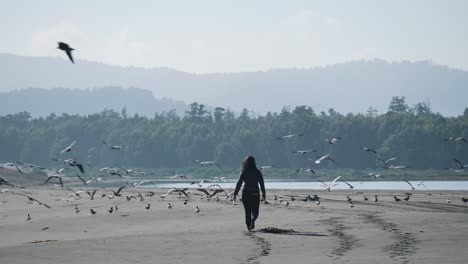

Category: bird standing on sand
[167, 203, 172, 209]
[364, 196, 369, 201]
[57, 42, 75, 63]
[145, 204, 151, 210]
[403, 195, 410, 201]
[74, 204, 80, 214]
[108, 207, 114, 213]
[374, 195, 378, 202]
[394, 196, 401, 202]
[90, 209, 97, 215]
[195, 205, 200, 214]
[26, 213, 31, 221]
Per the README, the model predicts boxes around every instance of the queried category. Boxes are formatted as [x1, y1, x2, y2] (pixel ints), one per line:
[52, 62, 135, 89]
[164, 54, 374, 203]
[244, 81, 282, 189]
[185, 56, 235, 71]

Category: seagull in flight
[102, 140, 124, 150]
[318, 176, 341, 192]
[63, 159, 84, 173]
[111, 186, 126, 197]
[311, 154, 336, 164]
[196, 161, 225, 172]
[402, 178, 415, 190]
[160, 188, 189, 198]
[360, 147, 377, 154]
[296, 168, 315, 175]
[11, 192, 51, 208]
[377, 157, 397, 167]
[325, 137, 342, 144]
[453, 158, 468, 170]
[445, 137, 467, 143]
[196, 188, 228, 198]
[291, 150, 316, 155]
[132, 180, 156, 187]
[44, 176, 64, 188]
[276, 133, 303, 140]
[171, 175, 190, 181]
[60, 140, 77, 153]
[57, 42, 75, 63]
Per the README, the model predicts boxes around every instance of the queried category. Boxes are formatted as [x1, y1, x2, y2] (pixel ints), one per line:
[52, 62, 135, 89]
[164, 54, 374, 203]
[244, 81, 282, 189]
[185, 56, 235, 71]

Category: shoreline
[1, 187, 467, 264]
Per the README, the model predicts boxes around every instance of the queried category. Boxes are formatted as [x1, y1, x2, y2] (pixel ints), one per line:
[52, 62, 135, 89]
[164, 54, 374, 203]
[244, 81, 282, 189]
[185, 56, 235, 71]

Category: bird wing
[75, 163, 85, 174]
[65, 49, 74, 63]
[453, 158, 464, 169]
[344, 182, 354, 188]
[386, 157, 397, 164]
[317, 180, 330, 189]
[330, 176, 341, 189]
[76, 175, 87, 185]
[210, 189, 227, 198]
[196, 188, 211, 196]
[115, 186, 126, 195]
[402, 178, 415, 189]
[13, 164, 23, 174]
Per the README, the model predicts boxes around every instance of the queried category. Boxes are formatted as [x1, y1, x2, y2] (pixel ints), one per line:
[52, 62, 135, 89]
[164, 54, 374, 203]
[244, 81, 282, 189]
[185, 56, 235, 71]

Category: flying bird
[296, 168, 315, 175]
[325, 137, 342, 144]
[86, 189, 97, 200]
[402, 178, 415, 190]
[64, 159, 85, 173]
[453, 158, 468, 170]
[12, 192, 51, 208]
[43, 176, 64, 188]
[197, 161, 225, 172]
[111, 186, 126, 196]
[445, 137, 467, 143]
[312, 154, 336, 165]
[291, 150, 316, 155]
[318, 176, 341, 192]
[360, 147, 377, 154]
[377, 157, 397, 167]
[57, 42, 75, 63]
[276, 133, 303, 140]
[60, 140, 77, 153]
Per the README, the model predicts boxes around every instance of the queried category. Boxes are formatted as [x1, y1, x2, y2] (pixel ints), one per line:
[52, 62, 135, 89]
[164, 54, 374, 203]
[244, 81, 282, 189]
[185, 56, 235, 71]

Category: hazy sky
[1, 0, 467, 73]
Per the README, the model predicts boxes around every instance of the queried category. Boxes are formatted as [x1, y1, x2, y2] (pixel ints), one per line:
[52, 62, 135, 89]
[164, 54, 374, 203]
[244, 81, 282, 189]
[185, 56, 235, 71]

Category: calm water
[149, 180, 468, 191]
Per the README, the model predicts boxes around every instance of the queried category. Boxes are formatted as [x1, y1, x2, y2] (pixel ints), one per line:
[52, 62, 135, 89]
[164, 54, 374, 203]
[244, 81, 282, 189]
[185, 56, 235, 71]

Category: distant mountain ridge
[0, 87, 188, 117]
[1, 53, 467, 116]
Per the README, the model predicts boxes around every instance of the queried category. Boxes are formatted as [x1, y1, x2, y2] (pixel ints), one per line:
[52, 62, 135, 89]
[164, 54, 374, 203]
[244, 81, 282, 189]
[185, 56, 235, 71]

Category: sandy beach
[1, 187, 467, 264]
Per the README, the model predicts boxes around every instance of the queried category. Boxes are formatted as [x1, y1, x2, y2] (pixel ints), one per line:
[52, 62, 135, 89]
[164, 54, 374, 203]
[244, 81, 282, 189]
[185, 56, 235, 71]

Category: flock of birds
[0, 42, 467, 224]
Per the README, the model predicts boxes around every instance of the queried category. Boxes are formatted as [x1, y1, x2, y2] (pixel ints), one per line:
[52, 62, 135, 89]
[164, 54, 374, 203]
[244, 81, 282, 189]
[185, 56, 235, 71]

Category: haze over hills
[0, 87, 188, 117]
[1, 53, 467, 116]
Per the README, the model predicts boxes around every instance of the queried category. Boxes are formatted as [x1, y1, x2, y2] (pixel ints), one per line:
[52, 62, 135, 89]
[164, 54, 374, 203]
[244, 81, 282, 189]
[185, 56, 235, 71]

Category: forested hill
[0, 87, 188, 117]
[0, 98, 467, 171]
[2, 53, 468, 116]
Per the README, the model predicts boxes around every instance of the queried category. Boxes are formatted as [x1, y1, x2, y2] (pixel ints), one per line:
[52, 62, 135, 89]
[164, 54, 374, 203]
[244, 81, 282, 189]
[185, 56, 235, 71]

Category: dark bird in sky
[12, 192, 51, 208]
[57, 42, 75, 63]
[111, 186, 126, 196]
[64, 159, 85, 173]
[86, 189, 97, 200]
[44, 175, 64, 188]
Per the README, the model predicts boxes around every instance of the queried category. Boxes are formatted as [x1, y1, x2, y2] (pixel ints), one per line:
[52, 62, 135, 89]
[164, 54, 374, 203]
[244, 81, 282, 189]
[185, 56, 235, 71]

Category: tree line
[0, 96, 467, 172]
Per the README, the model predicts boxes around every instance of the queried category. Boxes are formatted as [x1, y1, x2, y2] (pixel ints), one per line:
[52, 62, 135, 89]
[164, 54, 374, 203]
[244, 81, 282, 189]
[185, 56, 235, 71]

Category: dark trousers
[242, 192, 260, 229]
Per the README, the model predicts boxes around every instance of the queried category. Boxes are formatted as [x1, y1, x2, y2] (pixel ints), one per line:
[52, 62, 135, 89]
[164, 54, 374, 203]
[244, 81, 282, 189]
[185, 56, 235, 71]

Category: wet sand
[0, 187, 467, 264]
